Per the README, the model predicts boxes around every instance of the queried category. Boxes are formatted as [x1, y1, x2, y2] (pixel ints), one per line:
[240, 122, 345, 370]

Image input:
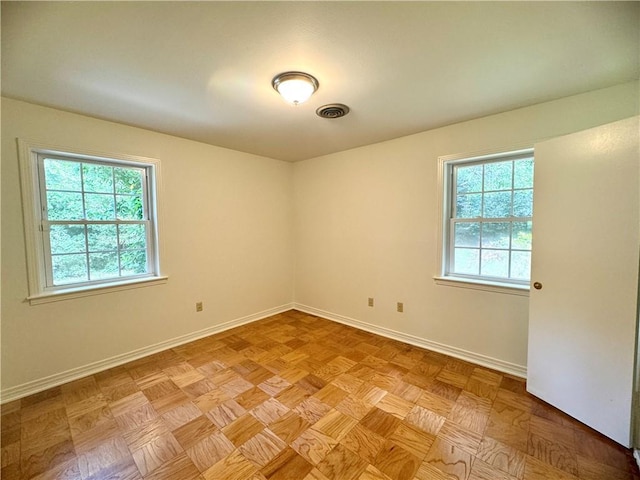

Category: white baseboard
[3, 302, 527, 403]
[634, 449, 640, 470]
[294, 303, 527, 379]
[0, 303, 294, 404]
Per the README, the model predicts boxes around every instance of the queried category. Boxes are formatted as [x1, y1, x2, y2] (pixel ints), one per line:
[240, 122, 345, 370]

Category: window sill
[433, 276, 529, 296]
[27, 276, 169, 305]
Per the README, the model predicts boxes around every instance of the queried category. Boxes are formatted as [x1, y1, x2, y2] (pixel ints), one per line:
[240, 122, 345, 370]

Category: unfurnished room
[1, 2, 640, 480]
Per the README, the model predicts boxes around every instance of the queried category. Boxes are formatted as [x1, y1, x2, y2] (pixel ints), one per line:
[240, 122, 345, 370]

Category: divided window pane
[40, 156, 153, 288]
[447, 153, 533, 284]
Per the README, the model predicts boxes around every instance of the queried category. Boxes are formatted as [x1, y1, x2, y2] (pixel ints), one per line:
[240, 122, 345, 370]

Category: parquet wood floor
[2, 310, 638, 480]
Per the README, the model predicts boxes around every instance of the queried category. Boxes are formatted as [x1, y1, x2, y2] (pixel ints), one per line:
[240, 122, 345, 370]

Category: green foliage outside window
[43, 158, 149, 285]
[450, 156, 533, 282]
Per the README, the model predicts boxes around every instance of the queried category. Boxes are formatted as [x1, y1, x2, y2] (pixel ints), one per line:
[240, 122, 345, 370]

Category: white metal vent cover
[316, 104, 350, 119]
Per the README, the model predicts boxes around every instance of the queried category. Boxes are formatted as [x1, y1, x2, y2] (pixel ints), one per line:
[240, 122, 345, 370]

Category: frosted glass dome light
[272, 71, 319, 105]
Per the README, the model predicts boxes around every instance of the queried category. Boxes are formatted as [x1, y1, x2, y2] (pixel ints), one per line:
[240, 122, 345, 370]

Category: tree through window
[18, 140, 163, 301]
[41, 156, 152, 285]
[443, 150, 534, 285]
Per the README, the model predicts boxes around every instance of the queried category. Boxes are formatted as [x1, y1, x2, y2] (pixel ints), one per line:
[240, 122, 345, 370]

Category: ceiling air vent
[316, 104, 350, 119]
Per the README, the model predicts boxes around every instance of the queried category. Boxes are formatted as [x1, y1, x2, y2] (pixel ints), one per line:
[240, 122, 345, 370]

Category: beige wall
[1, 98, 294, 393]
[293, 81, 639, 371]
[2, 81, 638, 396]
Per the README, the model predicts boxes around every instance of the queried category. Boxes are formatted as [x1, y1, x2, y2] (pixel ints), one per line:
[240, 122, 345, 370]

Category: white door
[527, 116, 640, 447]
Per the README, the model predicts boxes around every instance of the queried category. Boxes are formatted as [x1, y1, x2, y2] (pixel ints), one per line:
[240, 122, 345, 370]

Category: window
[18, 140, 166, 303]
[437, 148, 534, 291]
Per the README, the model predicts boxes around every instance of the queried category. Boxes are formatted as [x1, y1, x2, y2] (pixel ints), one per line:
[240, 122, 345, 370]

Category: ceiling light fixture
[272, 71, 319, 105]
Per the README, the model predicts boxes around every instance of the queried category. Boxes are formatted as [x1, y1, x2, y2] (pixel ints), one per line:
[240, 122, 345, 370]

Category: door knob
[533, 282, 542, 290]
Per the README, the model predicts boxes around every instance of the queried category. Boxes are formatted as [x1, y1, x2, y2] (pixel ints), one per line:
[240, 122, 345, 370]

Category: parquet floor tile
[2, 310, 638, 480]
[390, 381, 422, 404]
[414, 461, 451, 480]
[476, 435, 526, 478]
[357, 464, 393, 480]
[207, 399, 247, 429]
[424, 437, 473, 480]
[317, 443, 368, 480]
[469, 457, 519, 480]
[295, 397, 333, 424]
[130, 432, 182, 476]
[269, 411, 311, 444]
[376, 394, 414, 420]
[172, 415, 218, 450]
[291, 427, 339, 465]
[186, 431, 234, 472]
[404, 405, 445, 436]
[260, 446, 313, 480]
[314, 409, 358, 442]
[76, 435, 131, 478]
[161, 401, 202, 431]
[453, 423, 493, 455]
[340, 423, 387, 464]
[239, 429, 287, 468]
[250, 403, 288, 429]
[484, 417, 530, 452]
[314, 384, 350, 408]
[221, 413, 265, 447]
[373, 440, 421, 480]
[360, 408, 401, 438]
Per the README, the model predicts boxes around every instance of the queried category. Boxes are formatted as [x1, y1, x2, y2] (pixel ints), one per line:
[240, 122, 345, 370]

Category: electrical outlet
[196, 302, 203, 312]
[397, 302, 404, 313]
[368, 297, 374, 307]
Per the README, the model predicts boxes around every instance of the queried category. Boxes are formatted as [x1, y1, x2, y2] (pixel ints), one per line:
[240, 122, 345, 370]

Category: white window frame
[18, 139, 167, 305]
[434, 145, 533, 296]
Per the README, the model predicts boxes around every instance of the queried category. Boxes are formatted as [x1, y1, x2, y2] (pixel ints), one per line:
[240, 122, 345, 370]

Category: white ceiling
[2, 2, 638, 162]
